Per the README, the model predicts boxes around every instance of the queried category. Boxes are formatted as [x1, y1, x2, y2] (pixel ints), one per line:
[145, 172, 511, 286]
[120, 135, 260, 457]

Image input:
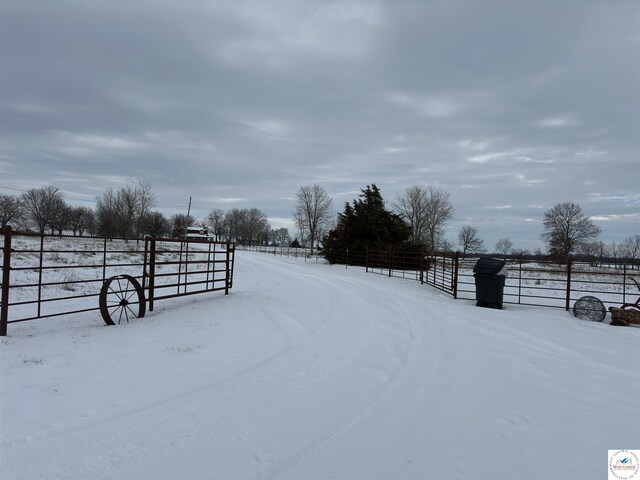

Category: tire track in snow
[268, 280, 483, 480]
[261, 286, 421, 479]
[3, 253, 406, 480]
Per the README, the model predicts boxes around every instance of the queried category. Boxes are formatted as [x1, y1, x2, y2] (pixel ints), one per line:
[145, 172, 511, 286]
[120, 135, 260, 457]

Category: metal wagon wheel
[99, 275, 146, 326]
[573, 295, 606, 322]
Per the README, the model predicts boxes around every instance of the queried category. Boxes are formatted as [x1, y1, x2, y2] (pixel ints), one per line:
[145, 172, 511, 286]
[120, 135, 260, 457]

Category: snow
[1, 251, 639, 480]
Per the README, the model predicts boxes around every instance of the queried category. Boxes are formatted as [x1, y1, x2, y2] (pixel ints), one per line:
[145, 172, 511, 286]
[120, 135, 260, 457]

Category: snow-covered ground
[1, 251, 639, 480]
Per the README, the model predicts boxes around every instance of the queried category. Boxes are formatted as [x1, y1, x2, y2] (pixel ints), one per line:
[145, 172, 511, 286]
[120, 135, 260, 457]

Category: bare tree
[424, 187, 454, 252]
[393, 185, 429, 246]
[393, 185, 454, 251]
[118, 185, 140, 241]
[440, 238, 454, 253]
[170, 213, 195, 238]
[68, 206, 94, 236]
[95, 187, 120, 238]
[619, 234, 640, 268]
[294, 207, 307, 247]
[246, 208, 270, 245]
[458, 225, 485, 254]
[94, 182, 156, 240]
[607, 241, 619, 265]
[0, 194, 24, 229]
[224, 209, 246, 244]
[294, 185, 334, 253]
[222, 208, 270, 245]
[541, 202, 601, 261]
[272, 227, 290, 246]
[140, 211, 170, 238]
[580, 241, 605, 267]
[495, 238, 513, 257]
[20, 185, 65, 234]
[206, 209, 227, 241]
[134, 180, 156, 240]
[49, 199, 71, 235]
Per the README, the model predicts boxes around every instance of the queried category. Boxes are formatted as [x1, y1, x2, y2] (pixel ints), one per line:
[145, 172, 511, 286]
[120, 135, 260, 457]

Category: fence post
[453, 251, 459, 299]
[102, 237, 107, 282]
[149, 239, 156, 312]
[225, 242, 231, 295]
[432, 250, 437, 285]
[623, 264, 627, 305]
[142, 236, 148, 292]
[1, 225, 12, 336]
[37, 234, 44, 318]
[366, 246, 369, 273]
[206, 242, 212, 290]
[518, 258, 523, 304]
[229, 243, 235, 289]
[565, 256, 573, 311]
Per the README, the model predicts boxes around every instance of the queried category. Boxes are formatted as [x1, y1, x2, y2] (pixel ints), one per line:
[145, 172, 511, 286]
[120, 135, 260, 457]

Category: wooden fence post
[1, 225, 12, 336]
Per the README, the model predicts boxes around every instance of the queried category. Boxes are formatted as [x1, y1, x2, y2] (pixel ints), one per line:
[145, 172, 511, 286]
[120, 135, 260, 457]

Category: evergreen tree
[322, 184, 410, 264]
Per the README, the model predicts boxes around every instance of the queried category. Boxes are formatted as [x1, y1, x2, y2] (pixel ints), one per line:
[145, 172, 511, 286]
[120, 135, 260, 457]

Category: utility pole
[178, 196, 193, 295]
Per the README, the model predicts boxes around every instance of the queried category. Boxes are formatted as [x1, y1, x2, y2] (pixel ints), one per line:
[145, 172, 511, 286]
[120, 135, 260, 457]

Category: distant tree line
[0, 184, 288, 247]
[1, 182, 638, 268]
[307, 183, 638, 268]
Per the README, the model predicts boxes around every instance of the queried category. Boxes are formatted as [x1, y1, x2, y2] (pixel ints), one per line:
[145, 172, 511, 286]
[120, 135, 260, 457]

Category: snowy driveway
[1, 252, 638, 479]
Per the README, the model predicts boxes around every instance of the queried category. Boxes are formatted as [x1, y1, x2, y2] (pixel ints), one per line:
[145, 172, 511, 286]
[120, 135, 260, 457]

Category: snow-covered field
[1, 251, 639, 480]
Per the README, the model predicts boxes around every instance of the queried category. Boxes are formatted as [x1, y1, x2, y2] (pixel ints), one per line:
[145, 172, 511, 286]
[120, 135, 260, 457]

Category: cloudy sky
[1, 0, 638, 251]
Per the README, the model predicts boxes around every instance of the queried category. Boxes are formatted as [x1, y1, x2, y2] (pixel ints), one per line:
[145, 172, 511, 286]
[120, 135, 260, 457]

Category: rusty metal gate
[0, 226, 235, 335]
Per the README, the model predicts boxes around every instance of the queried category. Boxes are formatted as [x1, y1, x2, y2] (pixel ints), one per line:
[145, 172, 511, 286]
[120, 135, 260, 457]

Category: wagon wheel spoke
[119, 277, 132, 302]
[108, 285, 125, 301]
[124, 289, 138, 303]
[124, 304, 138, 321]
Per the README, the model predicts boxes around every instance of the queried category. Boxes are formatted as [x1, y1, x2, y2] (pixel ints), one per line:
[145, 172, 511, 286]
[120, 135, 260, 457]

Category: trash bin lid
[473, 257, 508, 276]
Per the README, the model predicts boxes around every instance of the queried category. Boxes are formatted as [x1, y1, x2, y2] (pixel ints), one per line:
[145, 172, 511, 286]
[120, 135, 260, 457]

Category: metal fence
[236, 244, 321, 260]
[365, 249, 636, 311]
[456, 255, 637, 311]
[364, 249, 458, 296]
[243, 245, 636, 313]
[0, 226, 235, 335]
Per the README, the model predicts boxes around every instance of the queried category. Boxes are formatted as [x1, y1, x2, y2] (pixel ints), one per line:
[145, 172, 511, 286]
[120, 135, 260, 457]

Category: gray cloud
[1, 0, 638, 250]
